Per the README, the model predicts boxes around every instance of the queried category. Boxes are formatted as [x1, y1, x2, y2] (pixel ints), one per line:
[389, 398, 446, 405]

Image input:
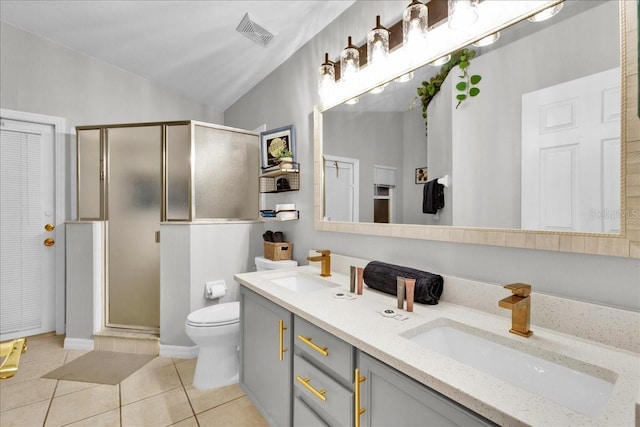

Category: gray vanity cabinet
[292, 316, 355, 427]
[357, 352, 496, 427]
[240, 288, 292, 427]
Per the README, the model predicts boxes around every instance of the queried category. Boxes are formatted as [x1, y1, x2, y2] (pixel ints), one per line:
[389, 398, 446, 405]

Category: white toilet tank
[255, 256, 297, 271]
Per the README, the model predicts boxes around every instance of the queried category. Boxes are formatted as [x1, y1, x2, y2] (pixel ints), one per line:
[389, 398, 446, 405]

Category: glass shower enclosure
[76, 121, 259, 330]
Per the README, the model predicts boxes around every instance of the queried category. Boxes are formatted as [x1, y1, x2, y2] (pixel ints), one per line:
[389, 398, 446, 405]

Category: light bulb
[369, 83, 388, 95]
[395, 72, 414, 83]
[528, 3, 563, 22]
[346, 97, 359, 105]
[473, 32, 500, 47]
[371, 40, 385, 65]
[429, 54, 451, 66]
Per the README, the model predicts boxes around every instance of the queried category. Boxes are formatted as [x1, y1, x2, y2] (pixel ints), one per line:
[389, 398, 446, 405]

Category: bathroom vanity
[235, 258, 640, 426]
[240, 287, 492, 426]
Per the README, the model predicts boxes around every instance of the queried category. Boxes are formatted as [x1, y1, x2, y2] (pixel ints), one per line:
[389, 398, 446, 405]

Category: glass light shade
[395, 71, 414, 83]
[340, 36, 360, 83]
[472, 32, 500, 47]
[345, 97, 359, 105]
[429, 54, 451, 66]
[368, 16, 389, 69]
[402, 1, 428, 57]
[369, 83, 388, 95]
[448, 0, 478, 30]
[318, 62, 335, 102]
[528, 3, 563, 22]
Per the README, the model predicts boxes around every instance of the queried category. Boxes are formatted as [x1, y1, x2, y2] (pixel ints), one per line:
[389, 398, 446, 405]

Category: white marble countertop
[235, 265, 640, 427]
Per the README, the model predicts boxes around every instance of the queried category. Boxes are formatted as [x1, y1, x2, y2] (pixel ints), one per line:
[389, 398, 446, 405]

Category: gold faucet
[307, 250, 331, 277]
[498, 283, 533, 337]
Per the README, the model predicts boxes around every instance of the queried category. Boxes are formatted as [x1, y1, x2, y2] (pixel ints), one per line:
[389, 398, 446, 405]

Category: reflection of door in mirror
[324, 155, 359, 222]
[521, 68, 620, 233]
[321, 1, 621, 234]
[373, 165, 396, 223]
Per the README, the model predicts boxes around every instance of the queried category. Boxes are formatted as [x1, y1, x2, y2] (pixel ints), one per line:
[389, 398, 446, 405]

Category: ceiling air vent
[236, 13, 276, 47]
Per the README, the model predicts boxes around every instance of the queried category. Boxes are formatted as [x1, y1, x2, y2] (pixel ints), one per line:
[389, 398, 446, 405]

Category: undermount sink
[266, 272, 340, 294]
[403, 321, 616, 417]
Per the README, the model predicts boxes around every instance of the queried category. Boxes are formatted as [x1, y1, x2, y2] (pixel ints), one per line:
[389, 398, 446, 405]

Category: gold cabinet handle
[44, 223, 55, 231]
[297, 335, 328, 357]
[278, 319, 288, 361]
[354, 368, 366, 427]
[296, 376, 327, 402]
[43, 238, 55, 247]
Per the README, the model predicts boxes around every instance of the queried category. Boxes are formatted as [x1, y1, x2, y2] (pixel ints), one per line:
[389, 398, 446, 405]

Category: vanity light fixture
[447, 0, 478, 30]
[340, 36, 360, 84]
[403, 0, 429, 58]
[429, 54, 452, 66]
[527, 2, 563, 23]
[472, 31, 500, 47]
[318, 53, 335, 103]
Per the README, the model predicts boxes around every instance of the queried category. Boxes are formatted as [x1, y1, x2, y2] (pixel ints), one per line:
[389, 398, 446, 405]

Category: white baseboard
[159, 344, 198, 358]
[64, 337, 94, 351]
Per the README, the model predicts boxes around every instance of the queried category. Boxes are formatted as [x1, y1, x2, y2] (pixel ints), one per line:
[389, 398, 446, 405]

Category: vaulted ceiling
[0, 1, 355, 112]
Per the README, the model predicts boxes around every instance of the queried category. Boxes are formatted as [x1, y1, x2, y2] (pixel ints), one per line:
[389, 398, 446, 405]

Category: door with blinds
[0, 119, 56, 340]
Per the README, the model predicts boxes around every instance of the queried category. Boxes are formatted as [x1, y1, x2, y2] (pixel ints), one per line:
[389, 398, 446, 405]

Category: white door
[0, 119, 56, 340]
[521, 68, 620, 233]
[324, 155, 359, 222]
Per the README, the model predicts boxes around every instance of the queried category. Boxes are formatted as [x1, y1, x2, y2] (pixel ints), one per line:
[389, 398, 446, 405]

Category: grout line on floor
[42, 378, 59, 426]
[172, 358, 200, 426]
[195, 393, 247, 416]
[119, 382, 123, 427]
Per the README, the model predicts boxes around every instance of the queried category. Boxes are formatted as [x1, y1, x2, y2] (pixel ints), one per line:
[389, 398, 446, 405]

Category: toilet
[185, 302, 240, 390]
[185, 258, 297, 390]
[254, 256, 297, 272]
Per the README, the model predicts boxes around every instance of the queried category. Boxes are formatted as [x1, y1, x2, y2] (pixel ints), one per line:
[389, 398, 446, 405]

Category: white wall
[0, 23, 222, 128]
[1, 22, 224, 218]
[224, 1, 640, 311]
[160, 222, 263, 346]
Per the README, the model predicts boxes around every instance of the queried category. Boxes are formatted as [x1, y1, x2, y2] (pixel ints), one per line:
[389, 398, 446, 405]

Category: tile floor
[0, 334, 269, 426]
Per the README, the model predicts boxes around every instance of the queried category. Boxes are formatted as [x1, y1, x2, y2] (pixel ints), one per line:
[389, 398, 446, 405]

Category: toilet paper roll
[205, 283, 227, 299]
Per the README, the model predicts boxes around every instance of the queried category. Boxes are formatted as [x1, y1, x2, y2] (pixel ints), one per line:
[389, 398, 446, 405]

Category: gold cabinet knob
[44, 238, 55, 247]
[44, 223, 55, 232]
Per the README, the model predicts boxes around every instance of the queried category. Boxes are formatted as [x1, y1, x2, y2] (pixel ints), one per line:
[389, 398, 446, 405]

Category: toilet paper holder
[205, 280, 227, 299]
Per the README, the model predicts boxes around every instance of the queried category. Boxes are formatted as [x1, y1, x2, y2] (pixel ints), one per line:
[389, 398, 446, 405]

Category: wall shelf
[261, 211, 299, 222]
[259, 167, 300, 193]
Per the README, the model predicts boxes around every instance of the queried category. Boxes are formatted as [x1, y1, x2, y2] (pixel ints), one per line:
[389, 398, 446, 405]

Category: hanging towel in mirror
[423, 179, 444, 214]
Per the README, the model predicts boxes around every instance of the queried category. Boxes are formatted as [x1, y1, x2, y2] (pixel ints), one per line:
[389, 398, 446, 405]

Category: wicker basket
[264, 242, 293, 261]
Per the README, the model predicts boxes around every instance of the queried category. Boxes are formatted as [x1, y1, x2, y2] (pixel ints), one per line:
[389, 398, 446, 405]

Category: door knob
[44, 224, 55, 231]
[44, 238, 55, 247]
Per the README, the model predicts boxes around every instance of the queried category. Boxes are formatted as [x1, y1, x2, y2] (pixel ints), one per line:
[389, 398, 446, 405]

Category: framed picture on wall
[415, 167, 428, 184]
[260, 125, 296, 170]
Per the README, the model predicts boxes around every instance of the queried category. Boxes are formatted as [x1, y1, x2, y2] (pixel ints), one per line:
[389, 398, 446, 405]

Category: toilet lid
[186, 302, 240, 327]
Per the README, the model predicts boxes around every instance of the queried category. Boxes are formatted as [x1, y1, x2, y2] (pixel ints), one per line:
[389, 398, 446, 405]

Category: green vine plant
[412, 48, 482, 129]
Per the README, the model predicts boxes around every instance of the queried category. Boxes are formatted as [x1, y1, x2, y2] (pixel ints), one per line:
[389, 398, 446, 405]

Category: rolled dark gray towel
[363, 261, 443, 305]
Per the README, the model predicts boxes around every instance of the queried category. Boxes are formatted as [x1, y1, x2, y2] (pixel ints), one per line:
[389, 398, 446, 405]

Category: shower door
[106, 126, 161, 329]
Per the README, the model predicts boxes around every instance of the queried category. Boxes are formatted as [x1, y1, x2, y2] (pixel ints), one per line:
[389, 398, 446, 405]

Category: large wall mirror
[315, 0, 640, 258]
